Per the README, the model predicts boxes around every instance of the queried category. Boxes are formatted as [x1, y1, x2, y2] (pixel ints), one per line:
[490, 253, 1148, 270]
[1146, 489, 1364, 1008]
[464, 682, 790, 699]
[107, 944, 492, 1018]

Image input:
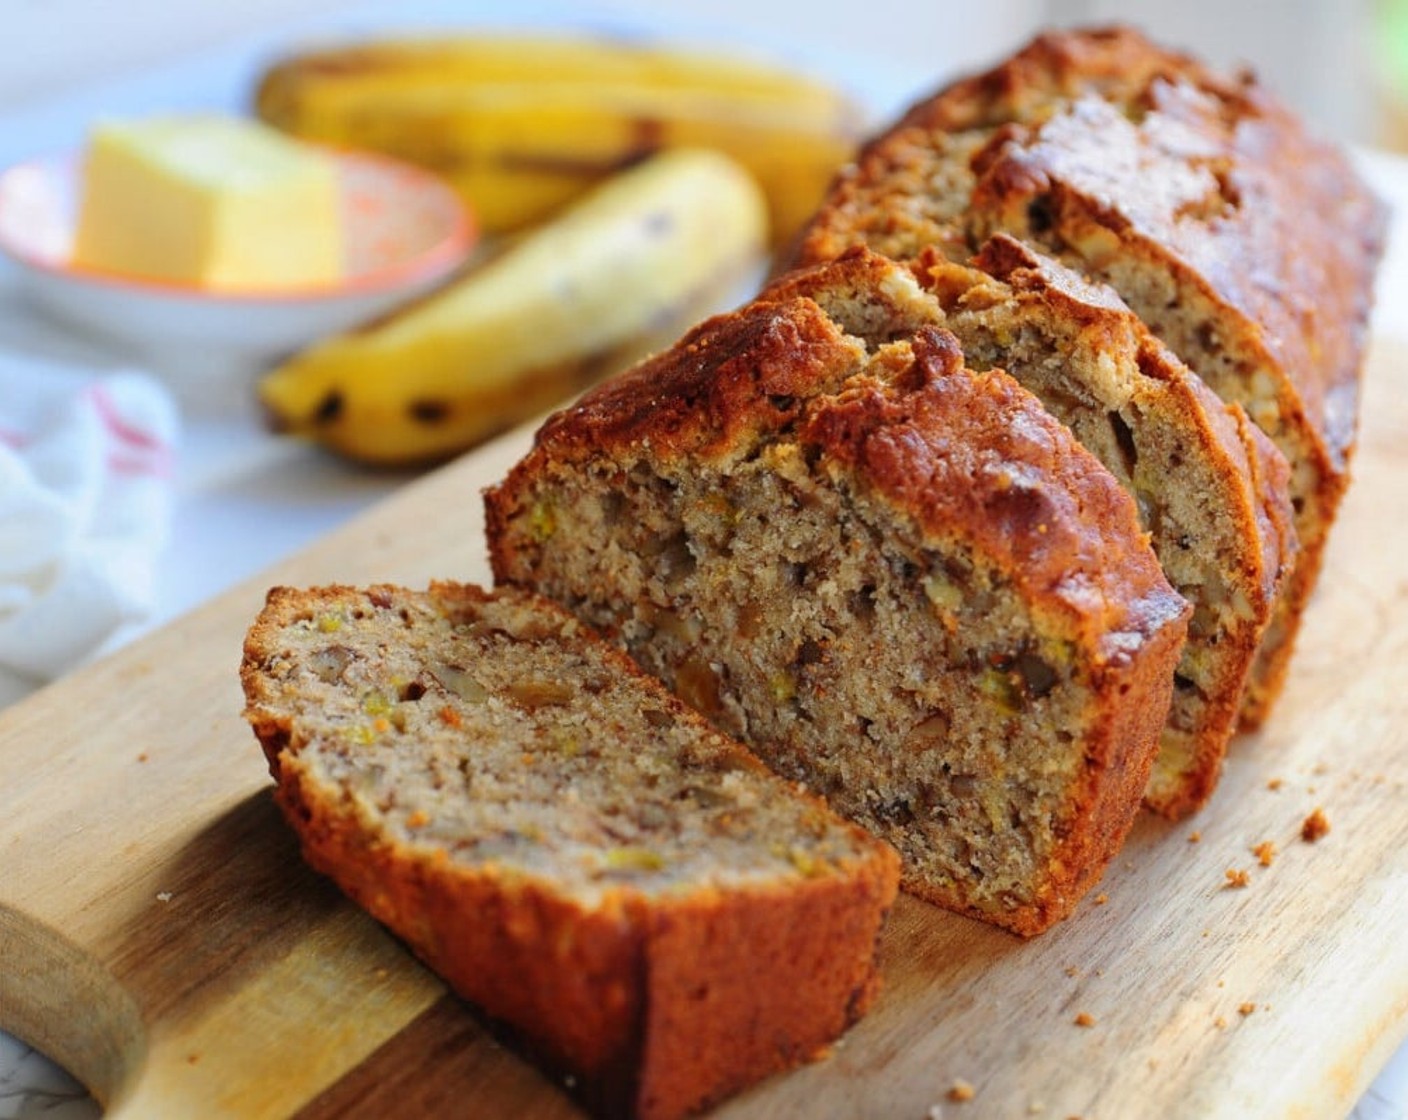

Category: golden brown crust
[945, 27, 1383, 472]
[898, 26, 1235, 133]
[804, 23, 1388, 466]
[487, 264, 1189, 935]
[792, 332, 1185, 928]
[497, 288, 1184, 671]
[242, 582, 899, 1120]
[965, 236, 1301, 807]
[794, 326, 1184, 661]
[763, 244, 1293, 819]
[789, 25, 1384, 727]
[525, 296, 867, 468]
[272, 754, 898, 1119]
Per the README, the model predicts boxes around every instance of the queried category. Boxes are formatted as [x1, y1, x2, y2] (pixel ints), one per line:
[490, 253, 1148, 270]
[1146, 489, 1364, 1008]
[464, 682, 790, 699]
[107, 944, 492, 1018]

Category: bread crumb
[1238, 1002, 1256, 1016]
[405, 809, 429, 829]
[1064, 965, 1079, 978]
[1252, 840, 1276, 867]
[1224, 868, 1251, 889]
[186, 1052, 200, 1065]
[948, 1078, 976, 1102]
[156, 891, 173, 903]
[1093, 893, 1108, 906]
[1187, 830, 1201, 843]
[1312, 762, 1329, 775]
[1214, 1015, 1227, 1029]
[1266, 778, 1283, 791]
[1074, 1011, 1096, 1027]
[1301, 807, 1330, 842]
[929, 1105, 946, 1120]
[137, 751, 150, 763]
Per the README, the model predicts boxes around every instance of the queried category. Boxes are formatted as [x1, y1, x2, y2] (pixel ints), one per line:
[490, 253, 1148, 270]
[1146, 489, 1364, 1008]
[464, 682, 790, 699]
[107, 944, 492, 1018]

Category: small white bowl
[0, 147, 473, 376]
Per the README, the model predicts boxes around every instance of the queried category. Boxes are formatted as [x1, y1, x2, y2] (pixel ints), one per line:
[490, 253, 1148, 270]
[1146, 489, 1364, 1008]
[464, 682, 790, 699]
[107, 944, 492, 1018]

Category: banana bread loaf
[485, 280, 1190, 934]
[241, 581, 899, 1120]
[763, 243, 1295, 818]
[791, 25, 1386, 725]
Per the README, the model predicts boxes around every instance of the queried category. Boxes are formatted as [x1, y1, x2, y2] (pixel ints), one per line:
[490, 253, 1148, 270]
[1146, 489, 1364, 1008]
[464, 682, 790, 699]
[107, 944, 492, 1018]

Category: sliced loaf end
[242, 581, 898, 1120]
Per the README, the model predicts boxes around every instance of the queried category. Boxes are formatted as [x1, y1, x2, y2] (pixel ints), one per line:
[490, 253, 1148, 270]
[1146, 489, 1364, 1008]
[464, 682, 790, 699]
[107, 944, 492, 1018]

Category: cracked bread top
[499, 281, 1187, 668]
[761, 244, 1293, 816]
[487, 259, 1191, 933]
[794, 25, 1386, 477]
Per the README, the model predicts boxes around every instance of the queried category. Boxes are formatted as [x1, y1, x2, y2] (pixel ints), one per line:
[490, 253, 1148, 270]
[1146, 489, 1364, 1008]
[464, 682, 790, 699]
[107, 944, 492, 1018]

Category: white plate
[0, 147, 473, 376]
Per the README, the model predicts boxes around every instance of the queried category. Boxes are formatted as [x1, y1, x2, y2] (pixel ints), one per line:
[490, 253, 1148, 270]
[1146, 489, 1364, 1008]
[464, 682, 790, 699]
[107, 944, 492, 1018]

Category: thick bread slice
[486, 286, 1190, 935]
[791, 25, 1387, 725]
[241, 581, 899, 1120]
[764, 244, 1295, 818]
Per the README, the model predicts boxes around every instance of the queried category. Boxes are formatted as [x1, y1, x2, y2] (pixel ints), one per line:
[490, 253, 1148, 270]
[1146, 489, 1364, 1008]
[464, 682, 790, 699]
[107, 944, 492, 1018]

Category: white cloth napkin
[0, 366, 177, 703]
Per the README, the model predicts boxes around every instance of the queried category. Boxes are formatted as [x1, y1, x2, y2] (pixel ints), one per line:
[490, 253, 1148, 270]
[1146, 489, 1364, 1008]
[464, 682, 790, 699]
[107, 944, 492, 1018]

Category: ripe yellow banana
[254, 35, 862, 245]
[259, 149, 767, 466]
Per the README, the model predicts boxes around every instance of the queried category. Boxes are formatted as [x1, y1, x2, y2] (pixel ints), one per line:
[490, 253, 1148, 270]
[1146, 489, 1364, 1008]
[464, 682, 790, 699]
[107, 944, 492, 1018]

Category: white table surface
[1, 4, 1407, 1117]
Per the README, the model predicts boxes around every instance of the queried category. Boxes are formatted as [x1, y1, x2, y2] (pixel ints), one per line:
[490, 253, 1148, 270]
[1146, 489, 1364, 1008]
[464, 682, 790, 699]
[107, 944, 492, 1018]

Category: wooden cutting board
[4, 339, 1408, 1120]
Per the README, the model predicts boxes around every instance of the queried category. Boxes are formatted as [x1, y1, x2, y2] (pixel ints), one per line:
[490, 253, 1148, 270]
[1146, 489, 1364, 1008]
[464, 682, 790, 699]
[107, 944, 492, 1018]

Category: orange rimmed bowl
[0, 147, 474, 370]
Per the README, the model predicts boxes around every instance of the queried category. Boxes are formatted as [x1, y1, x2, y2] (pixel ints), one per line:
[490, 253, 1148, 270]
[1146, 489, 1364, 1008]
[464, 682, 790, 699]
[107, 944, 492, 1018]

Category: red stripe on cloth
[107, 451, 173, 480]
[88, 384, 167, 452]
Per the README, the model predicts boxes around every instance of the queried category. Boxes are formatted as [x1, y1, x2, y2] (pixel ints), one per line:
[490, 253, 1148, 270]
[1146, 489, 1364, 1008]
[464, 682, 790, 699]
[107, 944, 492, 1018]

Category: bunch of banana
[258, 148, 767, 466]
[254, 34, 862, 245]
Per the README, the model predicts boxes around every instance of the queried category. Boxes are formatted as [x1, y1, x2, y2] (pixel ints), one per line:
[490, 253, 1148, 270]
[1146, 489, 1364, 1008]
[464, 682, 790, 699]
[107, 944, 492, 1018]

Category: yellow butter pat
[73, 115, 342, 289]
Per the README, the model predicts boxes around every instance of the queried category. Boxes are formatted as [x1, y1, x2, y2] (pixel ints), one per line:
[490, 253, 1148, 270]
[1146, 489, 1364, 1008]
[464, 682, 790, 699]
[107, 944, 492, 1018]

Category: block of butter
[73, 115, 343, 289]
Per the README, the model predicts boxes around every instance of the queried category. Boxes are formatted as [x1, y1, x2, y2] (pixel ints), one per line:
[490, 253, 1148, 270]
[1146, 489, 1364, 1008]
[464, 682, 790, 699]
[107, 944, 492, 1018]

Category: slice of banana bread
[486, 283, 1190, 935]
[241, 581, 899, 1120]
[764, 243, 1295, 818]
[790, 25, 1387, 725]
